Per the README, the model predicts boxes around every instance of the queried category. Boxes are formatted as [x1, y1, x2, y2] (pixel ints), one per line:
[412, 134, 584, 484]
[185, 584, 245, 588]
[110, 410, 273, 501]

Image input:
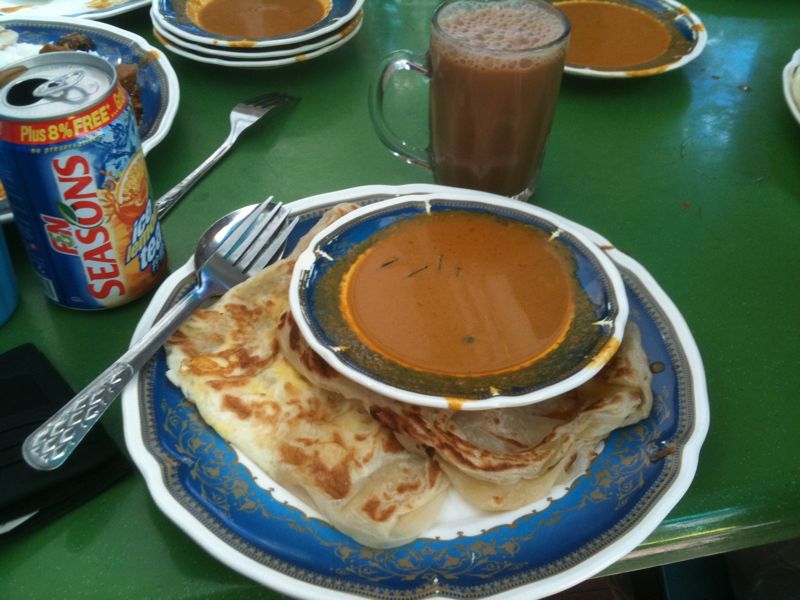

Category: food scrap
[0, 28, 143, 124]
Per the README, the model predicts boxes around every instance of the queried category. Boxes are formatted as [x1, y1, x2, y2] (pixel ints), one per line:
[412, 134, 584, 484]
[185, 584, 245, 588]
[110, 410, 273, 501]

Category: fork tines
[245, 215, 299, 275]
[215, 197, 277, 258]
[244, 91, 299, 111]
[217, 197, 298, 276]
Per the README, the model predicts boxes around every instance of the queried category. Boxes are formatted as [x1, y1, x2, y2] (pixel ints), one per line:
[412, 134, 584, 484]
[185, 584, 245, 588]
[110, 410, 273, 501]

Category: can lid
[0, 51, 117, 121]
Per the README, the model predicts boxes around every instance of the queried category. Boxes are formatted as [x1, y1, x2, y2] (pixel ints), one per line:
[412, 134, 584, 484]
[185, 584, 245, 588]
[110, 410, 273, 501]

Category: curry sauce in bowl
[153, 0, 364, 48]
[187, 0, 330, 39]
[290, 193, 628, 410]
[553, 0, 707, 78]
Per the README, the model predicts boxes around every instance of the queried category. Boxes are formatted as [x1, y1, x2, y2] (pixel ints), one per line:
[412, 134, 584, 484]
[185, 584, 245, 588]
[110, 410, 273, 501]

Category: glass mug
[369, 0, 570, 199]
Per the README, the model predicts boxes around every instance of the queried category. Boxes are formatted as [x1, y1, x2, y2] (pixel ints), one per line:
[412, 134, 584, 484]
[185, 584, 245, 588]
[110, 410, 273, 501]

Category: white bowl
[290, 192, 629, 411]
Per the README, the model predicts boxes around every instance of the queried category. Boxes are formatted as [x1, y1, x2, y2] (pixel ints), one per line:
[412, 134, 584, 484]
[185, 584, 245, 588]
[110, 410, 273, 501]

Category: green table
[2, 1, 798, 597]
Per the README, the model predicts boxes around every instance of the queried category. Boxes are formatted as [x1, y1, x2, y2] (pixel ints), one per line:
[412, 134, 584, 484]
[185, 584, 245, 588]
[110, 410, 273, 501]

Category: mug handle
[369, 50, 432, 169]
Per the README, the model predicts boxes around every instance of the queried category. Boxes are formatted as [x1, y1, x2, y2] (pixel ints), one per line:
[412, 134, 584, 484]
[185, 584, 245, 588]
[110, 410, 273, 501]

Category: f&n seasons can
[0, 51, 167, 309]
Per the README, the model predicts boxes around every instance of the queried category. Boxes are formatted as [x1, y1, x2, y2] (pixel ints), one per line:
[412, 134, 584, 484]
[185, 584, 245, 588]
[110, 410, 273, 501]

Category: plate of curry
[290, 193, 628, 410]
[554, 0, 707, 78]
[152, 0, 364, 48]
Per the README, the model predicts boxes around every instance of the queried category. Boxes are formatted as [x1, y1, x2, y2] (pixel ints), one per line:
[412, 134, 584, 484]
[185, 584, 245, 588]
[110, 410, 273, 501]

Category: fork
[22, 198, 299, 471]
[155, 92, 299, 219]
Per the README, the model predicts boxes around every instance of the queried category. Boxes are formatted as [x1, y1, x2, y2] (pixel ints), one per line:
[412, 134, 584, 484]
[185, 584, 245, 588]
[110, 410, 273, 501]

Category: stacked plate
[150, 0, 364, 68]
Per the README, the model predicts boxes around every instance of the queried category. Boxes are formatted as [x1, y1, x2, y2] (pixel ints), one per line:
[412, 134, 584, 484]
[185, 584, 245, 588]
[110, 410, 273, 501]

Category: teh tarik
[429, 0, 569, 198]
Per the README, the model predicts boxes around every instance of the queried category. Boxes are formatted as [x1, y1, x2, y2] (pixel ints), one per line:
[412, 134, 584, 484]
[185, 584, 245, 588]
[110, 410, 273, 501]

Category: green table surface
[1, 1, 798, 597]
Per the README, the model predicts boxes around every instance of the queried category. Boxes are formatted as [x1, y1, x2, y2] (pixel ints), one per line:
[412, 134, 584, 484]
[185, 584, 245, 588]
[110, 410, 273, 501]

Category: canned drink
[0, 51, 167, 309]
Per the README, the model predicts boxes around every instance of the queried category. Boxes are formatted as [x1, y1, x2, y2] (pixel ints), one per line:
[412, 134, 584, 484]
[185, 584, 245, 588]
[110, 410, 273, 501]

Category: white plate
[0, 0, 147, 20]
[150, 8, 362, 60]
[123, 183, 709, 600]
[783, 49, 800, 125]
[152, 12, 362, 68]
[152, 0, 363, 49]
[558, 0, 708, 79]
[0, 15, 179, 225]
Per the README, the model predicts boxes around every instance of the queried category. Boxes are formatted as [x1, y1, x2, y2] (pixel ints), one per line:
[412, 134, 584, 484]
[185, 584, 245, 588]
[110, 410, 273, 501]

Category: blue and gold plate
[123, 184, 709, 599]
[152, 0, 364, 49]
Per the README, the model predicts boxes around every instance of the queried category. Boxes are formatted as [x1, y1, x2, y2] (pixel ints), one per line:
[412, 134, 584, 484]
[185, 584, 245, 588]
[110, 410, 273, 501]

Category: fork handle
[22, 284, 208, 471]
[22, 362, 135, 471]
[155, 132, 238, 220]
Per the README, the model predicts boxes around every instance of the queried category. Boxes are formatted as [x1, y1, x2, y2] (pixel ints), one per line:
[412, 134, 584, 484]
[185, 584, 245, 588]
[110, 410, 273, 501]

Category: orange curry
[556, 0, 671, 69]
[196, 0, 328, 39]
[340, 211, 576, 377]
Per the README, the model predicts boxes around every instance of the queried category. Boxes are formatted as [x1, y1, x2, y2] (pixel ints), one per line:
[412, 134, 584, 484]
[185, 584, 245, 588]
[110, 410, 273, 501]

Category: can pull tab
[33, 69, 98, 104]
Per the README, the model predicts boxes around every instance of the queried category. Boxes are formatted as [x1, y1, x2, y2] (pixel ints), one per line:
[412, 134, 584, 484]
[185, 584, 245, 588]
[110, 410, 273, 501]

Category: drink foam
[435, 0, 566, 68]
[433, 0, 566, 70]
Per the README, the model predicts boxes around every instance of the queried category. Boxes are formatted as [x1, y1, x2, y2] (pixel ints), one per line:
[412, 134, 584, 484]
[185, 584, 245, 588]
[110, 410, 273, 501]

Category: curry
[193, 0, 329, 39]
[339, 210, 576, 377]
[556, 0, 671, 69]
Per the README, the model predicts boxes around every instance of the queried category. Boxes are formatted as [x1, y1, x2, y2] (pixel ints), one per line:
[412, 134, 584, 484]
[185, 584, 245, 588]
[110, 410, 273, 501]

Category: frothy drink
[429, 0, 569, 197]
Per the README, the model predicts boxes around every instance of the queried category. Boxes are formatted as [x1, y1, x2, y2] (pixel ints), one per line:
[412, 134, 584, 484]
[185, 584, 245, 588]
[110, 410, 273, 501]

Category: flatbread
[165, 203, 449, 548]
[279, 313, 652, 512]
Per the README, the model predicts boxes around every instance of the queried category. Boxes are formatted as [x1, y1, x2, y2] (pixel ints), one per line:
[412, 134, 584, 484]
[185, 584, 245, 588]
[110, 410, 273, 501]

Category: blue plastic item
[0, 227, 18, 325]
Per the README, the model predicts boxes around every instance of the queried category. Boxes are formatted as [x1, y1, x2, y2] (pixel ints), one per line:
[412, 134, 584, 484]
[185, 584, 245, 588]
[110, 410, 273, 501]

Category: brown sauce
[340, 211, 576, 377]
[556, 0, 671, 68]
[194, 0, 328, 39]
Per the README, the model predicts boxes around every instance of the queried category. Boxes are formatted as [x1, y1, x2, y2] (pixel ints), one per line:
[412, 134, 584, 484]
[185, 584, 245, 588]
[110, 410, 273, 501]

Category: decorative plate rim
[150, 7, 363, 59]
[122, 183, 710, 600]
[151, 0, 364, 49]
[289, 192, 629, 410]
[0, 15, 180, 224]
[150, 8, 362, 68]
[560, 0, 708, 79]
